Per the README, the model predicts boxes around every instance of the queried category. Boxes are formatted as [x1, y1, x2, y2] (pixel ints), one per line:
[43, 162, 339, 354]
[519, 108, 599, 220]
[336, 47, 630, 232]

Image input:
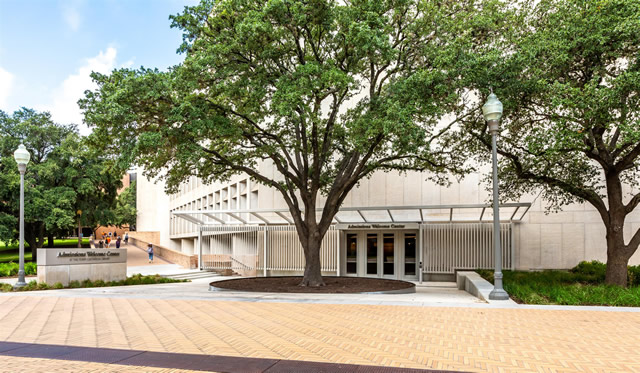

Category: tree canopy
[80, 0, 497, 285]
[459, 0, 640, 286]
[115, 180, 137, 230]
[0, 108, 124, 255]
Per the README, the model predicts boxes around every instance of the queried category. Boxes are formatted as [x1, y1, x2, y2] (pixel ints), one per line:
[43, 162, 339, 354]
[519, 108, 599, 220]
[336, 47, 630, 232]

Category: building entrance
[344, 230, 418, 280]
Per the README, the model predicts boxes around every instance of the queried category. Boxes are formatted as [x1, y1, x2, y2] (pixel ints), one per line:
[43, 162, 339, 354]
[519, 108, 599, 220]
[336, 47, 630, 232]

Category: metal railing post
[263, 226, 268, 277]
[336, 228, 340, 276]
[198, 225, 203, 270]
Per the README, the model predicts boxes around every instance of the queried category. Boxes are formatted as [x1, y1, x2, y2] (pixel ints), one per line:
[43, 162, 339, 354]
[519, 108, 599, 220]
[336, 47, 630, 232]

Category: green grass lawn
[477, 262, 640, 307]
[0, 238, 89, 263]
[0, 251, 33, 263]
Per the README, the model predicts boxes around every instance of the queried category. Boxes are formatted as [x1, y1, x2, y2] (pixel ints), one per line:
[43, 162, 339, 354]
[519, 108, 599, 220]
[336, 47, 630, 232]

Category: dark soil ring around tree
[209, 276, 416, 294]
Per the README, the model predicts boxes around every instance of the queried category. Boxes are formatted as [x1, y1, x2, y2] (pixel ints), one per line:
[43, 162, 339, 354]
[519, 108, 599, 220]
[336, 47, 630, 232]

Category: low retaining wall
[128, 231, 160, 245]
[128, 237, 198, 269]
[37, 248, 127, 286]
[456, 271, 516, 304]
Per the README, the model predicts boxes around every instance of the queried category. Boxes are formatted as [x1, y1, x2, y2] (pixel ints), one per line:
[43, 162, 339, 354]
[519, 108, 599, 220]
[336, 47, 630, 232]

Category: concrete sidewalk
[2, 278, 486, 307]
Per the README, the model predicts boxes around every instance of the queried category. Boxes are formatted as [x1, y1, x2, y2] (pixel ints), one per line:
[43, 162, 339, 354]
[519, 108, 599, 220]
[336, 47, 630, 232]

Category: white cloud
[120, 59, 135, 69]
[0, 66, 14, 109]
[41, 47, 117, 134]
[63, 6, 81, 31]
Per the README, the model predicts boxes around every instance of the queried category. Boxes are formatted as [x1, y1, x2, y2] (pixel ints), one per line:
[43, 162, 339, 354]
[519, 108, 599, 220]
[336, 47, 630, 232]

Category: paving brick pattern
[0, 295, 639, 372]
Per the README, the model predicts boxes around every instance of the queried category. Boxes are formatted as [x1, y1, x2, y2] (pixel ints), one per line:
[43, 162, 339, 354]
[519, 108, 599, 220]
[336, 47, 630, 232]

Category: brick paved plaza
[0, 288, 639, 372]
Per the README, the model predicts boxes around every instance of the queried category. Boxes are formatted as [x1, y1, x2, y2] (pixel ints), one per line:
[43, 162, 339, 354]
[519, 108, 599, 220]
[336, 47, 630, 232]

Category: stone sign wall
[37, 248, 127, 286]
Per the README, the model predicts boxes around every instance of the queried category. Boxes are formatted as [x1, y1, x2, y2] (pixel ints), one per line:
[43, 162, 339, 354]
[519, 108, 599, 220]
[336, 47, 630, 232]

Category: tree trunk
[298, 225, 326, 286]
[603, 173, 631, 287]
[77, 219, 82, 248]
[37, 223, 45, 248]
[605, 249, 629, 287]
[25, 224, 38, 262]
[604, 221, 631, 287]
[47, 234, 54, 248]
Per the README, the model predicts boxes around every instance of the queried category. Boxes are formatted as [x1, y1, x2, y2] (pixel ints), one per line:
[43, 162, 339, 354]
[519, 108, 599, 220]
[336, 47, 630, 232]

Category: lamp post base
[489, 288, 510, 300]
[13, 270, 27, 289]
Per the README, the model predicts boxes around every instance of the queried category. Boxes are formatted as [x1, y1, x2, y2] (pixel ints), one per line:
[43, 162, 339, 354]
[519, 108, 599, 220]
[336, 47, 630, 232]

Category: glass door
[404, 233, 417, 278]
[383, 233, 395, 276]
[366, 233, 378, 275]
[346, 233, 358, 275]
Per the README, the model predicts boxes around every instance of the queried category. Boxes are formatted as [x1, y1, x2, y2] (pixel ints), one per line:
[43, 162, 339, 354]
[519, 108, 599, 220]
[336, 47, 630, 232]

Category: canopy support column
[418, 224, 423, 284]
[198, 225, 203, 271]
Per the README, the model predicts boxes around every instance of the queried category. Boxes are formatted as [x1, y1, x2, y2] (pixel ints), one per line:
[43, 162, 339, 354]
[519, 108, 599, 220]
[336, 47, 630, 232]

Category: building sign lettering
[336, 223, 419, 230]
[57, 251, 120, 258]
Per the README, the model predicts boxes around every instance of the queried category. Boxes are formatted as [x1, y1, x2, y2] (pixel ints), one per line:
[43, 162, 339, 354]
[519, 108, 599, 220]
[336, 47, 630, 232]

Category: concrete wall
[128, 236, 198, 269]
[37, 248, 127, 286]
[136, 171, 171, 248]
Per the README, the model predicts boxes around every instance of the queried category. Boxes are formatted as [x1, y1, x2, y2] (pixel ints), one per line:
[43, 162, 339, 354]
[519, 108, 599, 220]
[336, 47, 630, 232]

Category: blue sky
[0, 0, 199, 134]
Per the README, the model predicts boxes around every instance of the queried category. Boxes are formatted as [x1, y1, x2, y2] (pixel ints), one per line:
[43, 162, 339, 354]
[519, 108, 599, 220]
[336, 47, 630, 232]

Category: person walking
[124, 232, 129, 245]
[147, 244, 154, 263]
[106, 236, 111, 248]
[115, 237, 121, 249]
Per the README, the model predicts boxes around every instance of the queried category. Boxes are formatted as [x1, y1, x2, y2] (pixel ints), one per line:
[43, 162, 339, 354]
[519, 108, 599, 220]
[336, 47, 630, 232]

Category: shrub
[25, 262, 37, 276]
[571, 261, 640, 287]
[22, 280, 38, 291]
[0, 262, 18, 277]
[0, 262, 37, 277]
[628, 265, 640, 287]
[53, 282, 63, 289]
[570, 260, 606, 279]
[68, 280, 81, 288]
[0, 283, 13, 292]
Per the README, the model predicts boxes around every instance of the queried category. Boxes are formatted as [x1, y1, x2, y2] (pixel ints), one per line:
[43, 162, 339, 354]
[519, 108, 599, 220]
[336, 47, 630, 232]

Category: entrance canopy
[173, 203, 532, 226]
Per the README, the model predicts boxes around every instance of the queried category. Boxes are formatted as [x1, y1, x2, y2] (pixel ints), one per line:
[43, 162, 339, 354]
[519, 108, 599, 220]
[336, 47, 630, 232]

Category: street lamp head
[13, 143, 31, 167]
[482, 93, 503, 134]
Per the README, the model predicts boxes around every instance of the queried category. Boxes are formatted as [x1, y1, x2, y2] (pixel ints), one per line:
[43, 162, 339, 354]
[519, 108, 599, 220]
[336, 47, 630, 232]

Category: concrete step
[164, 271, 220, 280]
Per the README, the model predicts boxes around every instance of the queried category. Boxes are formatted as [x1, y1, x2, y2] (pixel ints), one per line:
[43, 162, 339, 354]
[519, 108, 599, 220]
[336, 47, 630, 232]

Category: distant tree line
[0, 108, 137, 259]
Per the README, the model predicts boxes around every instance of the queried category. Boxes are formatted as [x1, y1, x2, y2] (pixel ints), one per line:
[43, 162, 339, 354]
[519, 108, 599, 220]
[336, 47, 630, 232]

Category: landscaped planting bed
[211, 276, 415, 294]
[0, 274, 189, 292]
[477, 261, 640, 307]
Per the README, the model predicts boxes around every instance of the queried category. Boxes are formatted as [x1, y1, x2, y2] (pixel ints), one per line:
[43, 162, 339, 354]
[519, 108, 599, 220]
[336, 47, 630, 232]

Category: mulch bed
[210, 276, 415, 293]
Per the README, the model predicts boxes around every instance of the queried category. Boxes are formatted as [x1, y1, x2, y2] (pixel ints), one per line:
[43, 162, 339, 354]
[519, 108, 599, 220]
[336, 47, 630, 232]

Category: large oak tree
[0, 109, 123, 256]
[80, 0, 497, 286]
[459, 0, 640, 286]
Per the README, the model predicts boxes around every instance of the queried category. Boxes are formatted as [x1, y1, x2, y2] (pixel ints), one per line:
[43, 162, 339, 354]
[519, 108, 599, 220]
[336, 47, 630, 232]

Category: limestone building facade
[136, 162, 640, 281]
